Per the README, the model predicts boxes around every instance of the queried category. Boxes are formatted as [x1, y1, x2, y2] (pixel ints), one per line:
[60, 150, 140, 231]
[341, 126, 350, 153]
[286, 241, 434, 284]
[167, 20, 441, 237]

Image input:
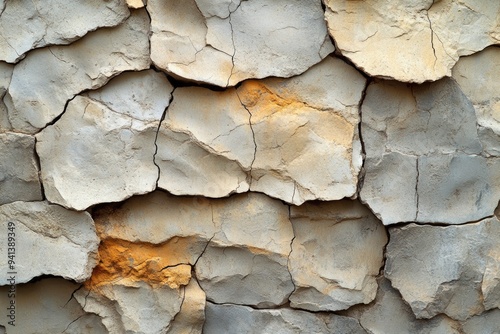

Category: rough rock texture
[0, 201, 98, 284]
[385, 219, 500, 321]
[324, 0, 500, 83]
[360, 78, 500, 225]
[156, 56, 365, 204]
[204, 303, 367, 334]
[4, 10, 150, 134]
[0, 132, 42, 205]
[453, 46, 500, 156]
[36, 70, 173, 210]
[149, 0, 334, 86]
[461, 309, 500, 334]
[0, 278, 107, 334]
[196, 193, 295, 307]
[0, 62, 13, 131]
[0, 0, 130, 63]
[346, 277, 461, 334]
[289, 200, 387, 311]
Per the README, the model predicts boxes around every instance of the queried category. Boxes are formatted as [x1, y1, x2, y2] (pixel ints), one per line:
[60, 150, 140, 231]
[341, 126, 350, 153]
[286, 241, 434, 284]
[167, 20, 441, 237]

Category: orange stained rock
[85, 238, 193, 291]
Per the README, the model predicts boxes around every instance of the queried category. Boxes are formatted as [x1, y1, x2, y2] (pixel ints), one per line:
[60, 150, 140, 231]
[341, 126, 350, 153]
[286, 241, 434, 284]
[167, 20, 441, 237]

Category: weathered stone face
[148, 0, 334, 87]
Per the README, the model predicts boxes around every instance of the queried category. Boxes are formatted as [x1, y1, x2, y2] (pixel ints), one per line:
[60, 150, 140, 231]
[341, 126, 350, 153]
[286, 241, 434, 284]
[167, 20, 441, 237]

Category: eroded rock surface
[461, 309, 500, 334]
[360, 78, 500, 225]
[149, 0, 334, 86]
[346, 277, 461, 334]
[0, 277, 107, 334]
[453, 46, 500, 156]
[0, 62, 13, 131]
[0, 0, 129, 63]
[204, 303, 367, 334]
[0, 132, 42, 205]
[36, 70, 173, 211]
[5, 10, 150, 134]
[196, 193, 295, 307]
[289, 200, 387, 311]
[324, 0, 500, 82]
[385, 219, 500, 321]
[0, 201, 98, 284]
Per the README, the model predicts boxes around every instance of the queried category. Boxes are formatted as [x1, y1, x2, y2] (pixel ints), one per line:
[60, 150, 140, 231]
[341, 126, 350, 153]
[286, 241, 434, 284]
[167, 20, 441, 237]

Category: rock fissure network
[0, 0, 499, 333]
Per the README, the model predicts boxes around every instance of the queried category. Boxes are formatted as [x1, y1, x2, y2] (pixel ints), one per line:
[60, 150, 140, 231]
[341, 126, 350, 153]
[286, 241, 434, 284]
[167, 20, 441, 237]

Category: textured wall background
[0, 0, 499, 333]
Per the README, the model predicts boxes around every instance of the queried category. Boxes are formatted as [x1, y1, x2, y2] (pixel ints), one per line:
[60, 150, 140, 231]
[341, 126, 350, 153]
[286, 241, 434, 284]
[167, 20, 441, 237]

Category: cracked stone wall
[0, 0, 498, 333]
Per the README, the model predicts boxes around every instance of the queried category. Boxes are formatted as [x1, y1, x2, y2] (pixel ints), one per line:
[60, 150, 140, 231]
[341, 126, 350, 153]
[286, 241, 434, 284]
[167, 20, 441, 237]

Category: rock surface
[0, 132, 42, 205]
[149, 0, 334, 86]
[324, 0, 500, 83]
[4, 10, 150, 134]
[385, 218, 500, 321]
[196, 193, 295, 307]
[0, 0, 129, 63]
[204, 303, 367, 334]
[0, 277, 107, 334]
[36, 70, 173, 210]
[452, 46, 500, 156]
[0, 201, 99, 284]
[461, 309, 500, 334]
[0, 62, 13, 131]
[346, 277, 461, 334]
[360, 78, 500, 225]
[289, 200, 387, 311]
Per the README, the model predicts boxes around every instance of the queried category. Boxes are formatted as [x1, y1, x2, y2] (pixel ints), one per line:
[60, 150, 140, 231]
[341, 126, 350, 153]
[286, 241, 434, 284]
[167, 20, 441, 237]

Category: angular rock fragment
[36, 70, 173, 210]
[288, 200, 387, 311]
[360, 78, 499, 225]
[242, 56, 366, 204]
[196, 193, 295, 307]
[204, 303, 367, 334]
[5, 10, 150, 134]
[452, 47, 500, 156]
[346, 277, 461, 334]
[0, 201, 99, 284]
[149, 0, 334, 86]
[0, 0, 129, 63]
[385, 218, 500, 321]
[461, 309, 500, 334]
[324, 0, 500, 82]
[0, 278, 107, 334]
[156, 87, 253, 198]
[126, 0, 145, 9]
[0, 62, 13, 131]
[0, 132, 42, 205]
[167, 278, 206, 334]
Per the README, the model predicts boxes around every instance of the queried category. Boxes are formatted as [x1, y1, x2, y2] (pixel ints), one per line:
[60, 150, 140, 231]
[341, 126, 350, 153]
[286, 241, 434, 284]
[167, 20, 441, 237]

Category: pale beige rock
[36, 71, 173, 211]
[204, 303, 367, 334]
[126, 0, 145, 9]
[76, 281, 185, 334]
[453, 47, 500, 156]
[385, 218, 500, 321]
[0, 201, 99, 284]
[0, 278, 107, 334]
[5, 10, 150, 134]
[241, 56, 366, 205]
[0, 132, 42, 205]
[156, 87, 253, 198]
[324, 0, 500, 83]
[0, 0, 129, 63]
[360, 78, 496, 225]
[149, 0, 334, 86]
[289, 200, 387, 311]
[346, 277, 461, 334]
[167, 278, 206, 334]
[196, 193, 295, 307]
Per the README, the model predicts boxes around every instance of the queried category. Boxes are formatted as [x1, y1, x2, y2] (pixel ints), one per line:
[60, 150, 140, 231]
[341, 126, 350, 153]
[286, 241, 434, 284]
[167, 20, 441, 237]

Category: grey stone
[0, 132, 42, 205]
[204, 303, 367, 334]
[385, 218, 500, 321]
[288, 200, 387, 311]
[0, 201, 98, 284]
